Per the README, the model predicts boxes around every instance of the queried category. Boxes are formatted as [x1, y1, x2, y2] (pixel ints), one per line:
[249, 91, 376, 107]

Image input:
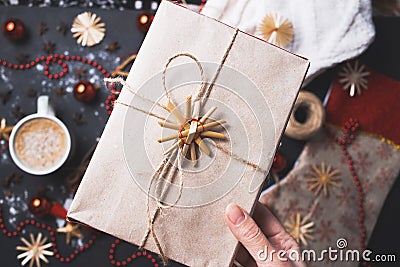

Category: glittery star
[16, 232, 54, 267]
[57, 222, 83, 244]
[157, 96, 226, 165]
[0, 118, 14, 141]
[307, 162, 341, 197]
[284, 213, 315, 247]
[338, 60, 370, 97]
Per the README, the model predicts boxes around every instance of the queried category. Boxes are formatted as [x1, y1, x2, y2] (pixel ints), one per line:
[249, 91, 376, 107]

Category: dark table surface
[0, 2, 399, 267]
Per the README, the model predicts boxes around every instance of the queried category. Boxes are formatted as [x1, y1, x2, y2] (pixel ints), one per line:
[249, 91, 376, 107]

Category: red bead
[155, 264, 159, 267]
[102, 69, 107, 74]
[2, 61, 7, 66]
[111, 260, 116, 265]
[54, 74, 59, 79]
[70, 254, 75, 259]
[60, 257, 65, 262]
[55, 254, 60, 259]
[137, 252, 142, 256]
[122, 261, 127, 266]
[127, 258, 132, 262]
[71, 56, 77, 60]
[62, 63, 67, 68]
[87, 59, 92, 64]
[81, 58, 87, 63]
[54, 53, 59, 58]
[84, 244, 89, 249]
[13, 231, 17, 236]
[17, 227, 21, 231]
[65, 258, 70, 263]
[59, 72, 64, 78]
[79, 246, 84, 251]
[109, 255, 114, 260]
[92, 62, 98, 67]
[74, 249, 79, 254]
[109, 249, 114, 254]
[131, 255, 137, 259]
[7, 232, 12, 237]
[48, 74, 53, 79]
[13, 64, 18, 69]
[111, 243, 116, 248]
[65, 56, 70, 60]
[25, 63, 30, 68]
[2, 229, 7, 234]
[116, 262, 121, 266]
[59, 54, 65, 59]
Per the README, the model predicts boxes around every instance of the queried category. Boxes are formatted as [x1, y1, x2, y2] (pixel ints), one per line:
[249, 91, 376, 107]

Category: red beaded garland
[0, 53, 113, 113]
[0, 205, 97, 263]
[108, 238, 159, 266]
[332, 118, 371, 267]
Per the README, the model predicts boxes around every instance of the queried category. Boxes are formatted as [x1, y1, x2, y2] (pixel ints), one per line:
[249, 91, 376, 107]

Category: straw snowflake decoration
[338, 60, 370, 97]
[71, 11, 106, 47]
[284, 213, 315, 246]
[307, 162, 341, 197]
[16, 233, 54, 267]
[0, 118, 14, 141]
[57, 222, 84, 245]
[157, 96, 226, 164]
[258, 13, 294, 47]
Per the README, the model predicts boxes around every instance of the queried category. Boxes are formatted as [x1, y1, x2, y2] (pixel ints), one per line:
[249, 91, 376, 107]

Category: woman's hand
[225, 202, 306, 267]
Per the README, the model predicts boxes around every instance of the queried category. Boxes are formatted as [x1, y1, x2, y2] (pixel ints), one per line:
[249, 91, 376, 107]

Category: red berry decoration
[73, 80, 98, 103]
[2, 18, 25, 41]
[270, 152, 287, 173]
[137, 12, 154, 33]
[29, 196, 67, 219]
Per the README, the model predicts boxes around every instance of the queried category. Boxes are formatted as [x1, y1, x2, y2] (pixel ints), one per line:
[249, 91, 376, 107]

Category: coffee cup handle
[37, 96, 55, 116]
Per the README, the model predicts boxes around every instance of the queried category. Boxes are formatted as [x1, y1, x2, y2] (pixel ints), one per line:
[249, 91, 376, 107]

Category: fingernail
[226, 203, 245, 225]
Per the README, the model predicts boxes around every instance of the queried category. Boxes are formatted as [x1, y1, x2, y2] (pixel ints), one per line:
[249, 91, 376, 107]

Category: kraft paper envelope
[68, 1, 309, 266]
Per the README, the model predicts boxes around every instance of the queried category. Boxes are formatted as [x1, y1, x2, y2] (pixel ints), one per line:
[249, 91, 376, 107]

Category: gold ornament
[16, 233, 54, 267]
[71, 11, 106, 47]
[258, 13, 294, 47]
[284, 213, 315, 246]
[338, 60, 370, 97]
[157, 96, 226, 164]
[0, 118, 14, 140]
[57, 222, 84, 245]
[307, 162, 341, 197]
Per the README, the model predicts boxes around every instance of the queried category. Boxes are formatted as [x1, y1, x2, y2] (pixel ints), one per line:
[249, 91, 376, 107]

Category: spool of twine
[285, 91, 325, 140]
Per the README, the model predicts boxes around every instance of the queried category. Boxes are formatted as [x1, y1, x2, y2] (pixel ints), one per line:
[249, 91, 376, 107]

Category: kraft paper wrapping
[67, 1, 309, 266]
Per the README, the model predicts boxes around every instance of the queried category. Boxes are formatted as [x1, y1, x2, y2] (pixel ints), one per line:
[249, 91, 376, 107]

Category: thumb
[225, 203, 272, 265]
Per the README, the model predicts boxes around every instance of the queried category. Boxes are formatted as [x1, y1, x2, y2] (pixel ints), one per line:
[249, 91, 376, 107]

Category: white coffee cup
[9, 96, 71, 175]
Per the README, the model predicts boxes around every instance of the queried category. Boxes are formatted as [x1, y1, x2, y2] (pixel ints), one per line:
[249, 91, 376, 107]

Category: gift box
[67, 1, 309, 266]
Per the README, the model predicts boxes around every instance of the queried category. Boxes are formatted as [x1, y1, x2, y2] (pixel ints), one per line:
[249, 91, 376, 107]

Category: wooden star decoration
[105, 41, 120, 53]
[16, 232, 54, 267]
[39, 22, 48, 36]
[57, 222, 84, 244]
[0, 118, 14, 141]
[74, 68, 87, 79]
[338, 60, 370, 97]
[56, 22, 68, 36]
[307, 162, 341, 197]
[16, 54, 30, 64]
[0, 90, 12, 105]
[284, 213, 315, 247]
[157, 96, 226, 165]
[42, 41, 56, 54]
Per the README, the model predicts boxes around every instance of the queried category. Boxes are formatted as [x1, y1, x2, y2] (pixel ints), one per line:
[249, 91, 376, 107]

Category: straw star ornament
[16, 233, 54, 267]
[71, 11, 106, 47]
[57, 222, 84, 245]
[338, 60, 370, 97]
[258, 13, 294, 47]
[0, 118, 14, 140]
[307, 162, 341, 197]
[157, 96, 226, 164]
[284, 213, 315, 247]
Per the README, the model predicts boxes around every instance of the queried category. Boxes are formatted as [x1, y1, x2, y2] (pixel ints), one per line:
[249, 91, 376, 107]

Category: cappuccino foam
[14, 118, 68, 171]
